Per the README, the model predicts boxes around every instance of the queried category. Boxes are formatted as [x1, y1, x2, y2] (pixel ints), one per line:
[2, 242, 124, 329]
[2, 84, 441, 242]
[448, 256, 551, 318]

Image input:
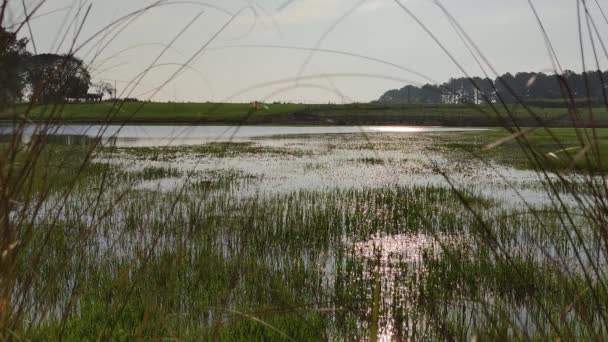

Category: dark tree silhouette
[0, 27, 30, 108]
[379, 70, 608, 106]
[25, 53, 91, 103]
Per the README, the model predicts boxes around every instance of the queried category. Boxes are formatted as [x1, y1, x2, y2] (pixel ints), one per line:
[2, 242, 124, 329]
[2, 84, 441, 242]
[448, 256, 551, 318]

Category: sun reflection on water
[354, 232, 443, 264]
[365, 126, 429, 133]
[353, 233, 461, 340]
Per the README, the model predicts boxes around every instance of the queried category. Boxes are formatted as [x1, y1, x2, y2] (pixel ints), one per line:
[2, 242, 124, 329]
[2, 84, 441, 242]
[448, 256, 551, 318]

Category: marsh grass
[5, 182, 491, 339]
[112, 141, 313, 161]
[437, 128, 608, 172]
[347, 157, 387, 165]
[131, 165, 182, 181]
[399, 0, 608, 339]
[10, 170, 603, 340]
[2, 0, 608, 340]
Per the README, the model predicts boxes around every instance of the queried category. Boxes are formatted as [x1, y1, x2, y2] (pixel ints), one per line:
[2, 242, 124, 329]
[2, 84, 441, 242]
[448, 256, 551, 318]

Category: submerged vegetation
[0, 152, 587, 340]
[1, 0, 608, 340]
[1, 129, 606, 340]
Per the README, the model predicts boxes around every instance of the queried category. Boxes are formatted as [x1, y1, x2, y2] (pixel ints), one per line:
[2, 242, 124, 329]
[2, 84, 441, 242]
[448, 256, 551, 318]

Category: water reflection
[0, 124, 487, 147]
[354, 233, 445, 265]
[13, 124, 593, 339]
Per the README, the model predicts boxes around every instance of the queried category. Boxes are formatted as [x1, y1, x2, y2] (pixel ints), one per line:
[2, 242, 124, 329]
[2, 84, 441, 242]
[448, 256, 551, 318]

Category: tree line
[0, 28, 114, 109]
[377, 70, 608, 106]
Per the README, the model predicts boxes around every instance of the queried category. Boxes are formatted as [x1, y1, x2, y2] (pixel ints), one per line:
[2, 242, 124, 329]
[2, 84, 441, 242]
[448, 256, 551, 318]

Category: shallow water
[95, 129, 562, 208]
[0, 124, 486, 147]
[12, 125, 602, 339]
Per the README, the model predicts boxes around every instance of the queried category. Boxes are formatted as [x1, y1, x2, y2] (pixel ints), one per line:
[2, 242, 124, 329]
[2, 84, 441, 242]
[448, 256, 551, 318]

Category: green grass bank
[5, 102, 608, 126]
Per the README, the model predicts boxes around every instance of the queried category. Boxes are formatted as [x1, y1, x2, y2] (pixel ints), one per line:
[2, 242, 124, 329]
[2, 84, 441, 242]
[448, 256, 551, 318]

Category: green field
[12, 102, 306, 122]
[7, 102, 608, 126]
[437, 127, 608, 172]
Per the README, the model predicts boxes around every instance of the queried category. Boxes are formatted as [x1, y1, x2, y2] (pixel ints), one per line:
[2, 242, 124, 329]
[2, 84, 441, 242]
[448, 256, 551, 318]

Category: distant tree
[419, 84, 443, 104]
[444, 78, 474, 104]
[378, 70, 608, 105]
[528, 72, 548, 99]
[475, 77, 496, 104]
[493, 73, 517, 103]
[0, 27, 31, 108]
[561, 70, 581, 98]
[585, 70, 608, 101]
[25, 53, 90, 103]
[514, 72, 534, 99]
[92, 81, 115, 100]
[378, 88, 402, 104]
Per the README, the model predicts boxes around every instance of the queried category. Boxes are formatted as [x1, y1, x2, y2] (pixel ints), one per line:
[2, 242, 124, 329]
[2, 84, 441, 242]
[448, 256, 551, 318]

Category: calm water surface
[1, 125, 486, 147]
[3, 124, 567, 206]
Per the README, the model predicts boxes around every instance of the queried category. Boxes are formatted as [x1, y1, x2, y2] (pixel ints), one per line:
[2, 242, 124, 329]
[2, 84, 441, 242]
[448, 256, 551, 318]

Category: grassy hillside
[5, 102, 608, 126]
[12, 102, 306, 121]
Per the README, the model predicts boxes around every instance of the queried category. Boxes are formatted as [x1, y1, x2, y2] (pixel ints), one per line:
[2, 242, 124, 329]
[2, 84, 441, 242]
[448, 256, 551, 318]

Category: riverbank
[4, 102, 608, 126]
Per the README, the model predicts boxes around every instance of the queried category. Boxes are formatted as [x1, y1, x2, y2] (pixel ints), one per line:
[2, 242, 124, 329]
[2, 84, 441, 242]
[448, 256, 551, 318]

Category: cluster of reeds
[416, 0, 608, 338]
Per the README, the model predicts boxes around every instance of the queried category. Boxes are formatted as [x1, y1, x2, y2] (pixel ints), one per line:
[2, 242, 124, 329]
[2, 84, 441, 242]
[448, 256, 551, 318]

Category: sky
[5, 0, 608, 103]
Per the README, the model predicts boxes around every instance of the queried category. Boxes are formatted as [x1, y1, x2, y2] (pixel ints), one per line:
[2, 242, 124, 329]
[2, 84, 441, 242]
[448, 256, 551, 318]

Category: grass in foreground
[3, 138, 604, 340]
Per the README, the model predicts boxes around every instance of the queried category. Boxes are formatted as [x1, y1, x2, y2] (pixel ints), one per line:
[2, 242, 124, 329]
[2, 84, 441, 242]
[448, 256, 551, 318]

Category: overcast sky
[6, 0, 608, 103]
